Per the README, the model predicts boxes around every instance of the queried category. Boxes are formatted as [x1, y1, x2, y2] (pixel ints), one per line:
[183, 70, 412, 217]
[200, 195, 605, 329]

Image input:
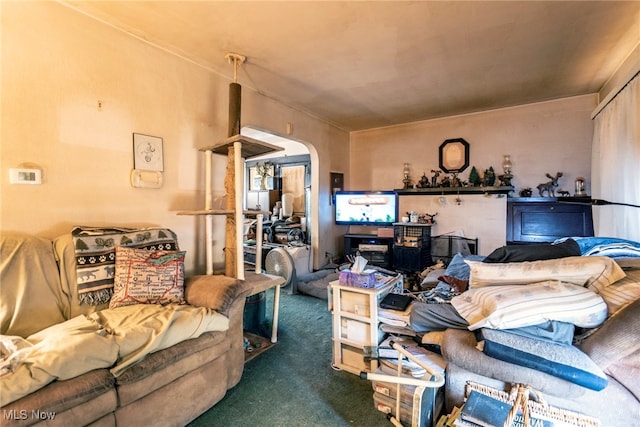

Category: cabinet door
[247, 190, 280, 212]
[507, 201, 594, 243]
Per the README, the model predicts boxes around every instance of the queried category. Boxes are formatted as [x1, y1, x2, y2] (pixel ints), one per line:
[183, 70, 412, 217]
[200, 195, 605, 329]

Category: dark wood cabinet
[506, 197, 594, 244]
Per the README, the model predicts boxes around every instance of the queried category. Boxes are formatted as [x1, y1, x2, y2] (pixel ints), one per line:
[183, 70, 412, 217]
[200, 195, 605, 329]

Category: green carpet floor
[188, 289, 391, 427]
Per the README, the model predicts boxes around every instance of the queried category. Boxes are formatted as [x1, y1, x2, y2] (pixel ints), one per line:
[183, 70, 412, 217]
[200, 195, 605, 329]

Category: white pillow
[451, 281, 608, 331]
[465, 256, 625, 292]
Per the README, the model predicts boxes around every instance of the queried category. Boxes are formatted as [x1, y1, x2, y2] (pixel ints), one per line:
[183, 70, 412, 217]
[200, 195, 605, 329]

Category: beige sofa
[0, 232, 280, 426]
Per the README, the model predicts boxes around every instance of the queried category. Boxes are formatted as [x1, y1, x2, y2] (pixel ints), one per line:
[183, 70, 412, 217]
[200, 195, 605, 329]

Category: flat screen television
[334, 191, 398, 226]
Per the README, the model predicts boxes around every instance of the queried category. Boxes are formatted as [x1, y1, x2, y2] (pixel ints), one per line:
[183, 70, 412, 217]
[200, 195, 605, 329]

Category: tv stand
[343, 234, 393, 268]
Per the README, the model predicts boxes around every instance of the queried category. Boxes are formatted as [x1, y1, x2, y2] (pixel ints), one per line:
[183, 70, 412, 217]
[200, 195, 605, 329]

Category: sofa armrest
[185, 274, 253, 389]
[441, 329, 586, 398]
[185, 275, 251, 316]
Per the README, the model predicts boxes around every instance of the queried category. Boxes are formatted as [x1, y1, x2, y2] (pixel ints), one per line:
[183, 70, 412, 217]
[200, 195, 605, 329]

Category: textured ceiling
[62, 1, 640, 131]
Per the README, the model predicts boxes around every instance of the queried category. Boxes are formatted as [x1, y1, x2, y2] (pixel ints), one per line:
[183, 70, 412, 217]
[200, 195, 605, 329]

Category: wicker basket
[464, 382, 601, 427]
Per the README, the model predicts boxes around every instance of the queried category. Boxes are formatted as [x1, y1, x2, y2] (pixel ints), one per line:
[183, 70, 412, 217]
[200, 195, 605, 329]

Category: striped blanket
[72, 226, 179, 305]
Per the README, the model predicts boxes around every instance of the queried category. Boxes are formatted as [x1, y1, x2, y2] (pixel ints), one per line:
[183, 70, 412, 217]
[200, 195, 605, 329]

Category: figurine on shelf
[255, 161, 273, 190]
[430, 170, 441, 187]
[536, 172, 563, 197]
[519, 187, 533, 197]
[483, 167, 496, 187]
[417, 173, 430, 188]
[424, 212, 438, 224]
[451, 172, 462, 188]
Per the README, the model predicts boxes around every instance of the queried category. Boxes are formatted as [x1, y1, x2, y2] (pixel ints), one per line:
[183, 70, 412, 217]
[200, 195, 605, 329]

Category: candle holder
[402, 163, 412, 189]
[500, 155, 513, 186]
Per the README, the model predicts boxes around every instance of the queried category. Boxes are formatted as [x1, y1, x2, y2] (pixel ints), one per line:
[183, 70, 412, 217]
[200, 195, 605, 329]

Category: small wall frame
[330, 172, 344, 204]
[133, 133, 164, 172]
[439, 138, 469, 173]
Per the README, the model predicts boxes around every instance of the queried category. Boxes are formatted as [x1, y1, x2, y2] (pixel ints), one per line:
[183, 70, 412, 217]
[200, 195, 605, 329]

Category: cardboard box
[339, 269, 377, 288]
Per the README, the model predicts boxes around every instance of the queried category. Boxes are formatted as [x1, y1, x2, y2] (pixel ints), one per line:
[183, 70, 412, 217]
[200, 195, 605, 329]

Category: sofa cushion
[116, 331, 226, 385]
[0, 369, 115, 417]
[451, 281, 608, 330]
[1, 234, 68, 337]
[483, 238, 581, 263]
[114, 356, 229, 427]
[479, 328, 608, 391]
[185, 275, 241, 316]
[115, 330, 229, 406]
[465, 256, 625, 292]
[109, 247, 186, 309]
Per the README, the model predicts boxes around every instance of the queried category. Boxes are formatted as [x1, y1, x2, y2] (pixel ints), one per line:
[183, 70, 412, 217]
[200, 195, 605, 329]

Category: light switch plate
[9, 168, 42, 184]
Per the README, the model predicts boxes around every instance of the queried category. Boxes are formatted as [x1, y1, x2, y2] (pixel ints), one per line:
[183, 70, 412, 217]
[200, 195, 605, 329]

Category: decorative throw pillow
[465, 256, 625, 292]
[72, 226, 179, 305]
[482, 239, 580, 263]
[451, 281, 608, 330]
[109, 247, 186, 309]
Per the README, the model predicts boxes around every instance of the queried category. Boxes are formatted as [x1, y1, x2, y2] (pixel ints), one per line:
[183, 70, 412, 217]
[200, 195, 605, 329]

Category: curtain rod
[591, 69, 640, 120]
[560, 198, 640, 209]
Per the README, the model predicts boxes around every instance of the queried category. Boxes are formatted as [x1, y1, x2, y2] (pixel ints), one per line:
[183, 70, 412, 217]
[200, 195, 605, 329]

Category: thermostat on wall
[9, 168, 42, 185]
[130, 169, 163, 189]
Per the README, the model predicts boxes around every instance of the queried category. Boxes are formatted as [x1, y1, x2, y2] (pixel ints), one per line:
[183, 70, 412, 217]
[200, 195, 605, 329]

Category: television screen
[334, 191, 398, 226]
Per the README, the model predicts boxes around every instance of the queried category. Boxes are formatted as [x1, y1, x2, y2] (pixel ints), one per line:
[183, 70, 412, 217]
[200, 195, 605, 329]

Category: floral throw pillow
[109, 247, 186, 309]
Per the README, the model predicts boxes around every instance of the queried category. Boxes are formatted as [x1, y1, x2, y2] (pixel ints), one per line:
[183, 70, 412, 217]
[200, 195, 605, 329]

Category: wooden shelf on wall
[394, 186, 514, 195]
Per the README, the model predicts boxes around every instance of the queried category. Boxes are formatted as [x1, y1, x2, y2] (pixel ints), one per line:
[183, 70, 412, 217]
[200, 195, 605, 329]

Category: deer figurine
[537, 172, 563, 197]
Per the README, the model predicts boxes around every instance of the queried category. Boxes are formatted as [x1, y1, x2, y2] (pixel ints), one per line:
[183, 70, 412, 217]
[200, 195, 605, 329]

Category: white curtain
[591, 73, 640, 241]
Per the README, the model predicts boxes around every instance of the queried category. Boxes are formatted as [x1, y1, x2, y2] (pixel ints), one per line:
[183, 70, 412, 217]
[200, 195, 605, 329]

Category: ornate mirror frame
[439, 138, 470, 173]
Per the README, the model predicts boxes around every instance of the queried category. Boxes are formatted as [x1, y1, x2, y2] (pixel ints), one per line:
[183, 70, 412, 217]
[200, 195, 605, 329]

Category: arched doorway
[241, 126, 320, 270]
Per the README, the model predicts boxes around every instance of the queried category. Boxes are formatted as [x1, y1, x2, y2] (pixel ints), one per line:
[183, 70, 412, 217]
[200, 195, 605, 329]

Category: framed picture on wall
[439, 138, 469, 173]
[133, 133, 164, 172]
[331, 172, 344, 204]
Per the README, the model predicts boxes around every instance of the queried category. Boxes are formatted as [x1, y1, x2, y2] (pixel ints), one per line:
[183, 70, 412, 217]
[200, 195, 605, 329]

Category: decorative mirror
[439, 138, 470, 173]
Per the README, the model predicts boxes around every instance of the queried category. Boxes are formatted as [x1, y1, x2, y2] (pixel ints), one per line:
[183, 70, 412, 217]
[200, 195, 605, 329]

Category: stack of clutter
[369, 336, 447, 426]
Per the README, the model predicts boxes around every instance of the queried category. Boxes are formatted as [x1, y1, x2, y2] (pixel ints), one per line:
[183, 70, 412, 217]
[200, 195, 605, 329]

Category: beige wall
[0, 2, 612, 267]
[0, 2, 349, 273]
[350, 95, 596, 254]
